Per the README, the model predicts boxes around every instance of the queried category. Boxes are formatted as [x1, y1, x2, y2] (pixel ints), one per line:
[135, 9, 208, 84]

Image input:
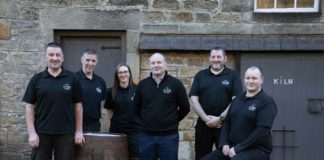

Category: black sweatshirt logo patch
[63, 83, 71, 90]
[248, 104, 256, 111]
[163, 87, 172, 94]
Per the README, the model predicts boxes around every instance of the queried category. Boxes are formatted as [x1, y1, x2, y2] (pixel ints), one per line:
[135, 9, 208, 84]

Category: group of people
[23, 42, 277, 160]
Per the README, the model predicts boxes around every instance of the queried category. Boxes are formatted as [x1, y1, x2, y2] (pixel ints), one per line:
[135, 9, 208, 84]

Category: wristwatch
[219, 115, 225, 122]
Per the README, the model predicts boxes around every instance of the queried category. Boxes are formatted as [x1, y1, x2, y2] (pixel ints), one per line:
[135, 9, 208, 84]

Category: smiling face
[81, 53, 98, 74]
[45, 47, 64, 71]
[149, 53, 167, 77]
[209, 49, 226, 72]
[117, 66, 130, 84]
[244, 67, 263, 94]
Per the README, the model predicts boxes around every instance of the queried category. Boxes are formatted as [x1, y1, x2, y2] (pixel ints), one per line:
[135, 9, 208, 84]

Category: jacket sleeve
[176, 80, 190, 121]
[134, 82, 142, 117]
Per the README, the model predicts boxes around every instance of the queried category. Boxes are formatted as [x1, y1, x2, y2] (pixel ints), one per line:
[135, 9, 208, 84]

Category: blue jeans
[139, 132, 179, 160]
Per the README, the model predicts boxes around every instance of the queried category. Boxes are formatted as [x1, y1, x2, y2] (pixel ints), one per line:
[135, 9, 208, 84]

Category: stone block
[0, 113, 19, 127]
[179, 66, 203, 78]
[7, 132, 29, 149]
[143, 11, 166, 23]
[12, 20, 39, 31]
[20, 6, 39, 20]
[184, 0, 218, 10]
[11, 52, 42, 65]
[141, 24, 179, 34]
[0, 83, 15, 98]
[0, 98, 24, 113]
[183, 131, 195, 141]
[195, 13, 211, 23]
[72, 0, 100, 6]
[0, 0, 20, 18]
[153, 0, 180, 10]
[126, 30, 140, 53]
[33, 0, 72, 6]
[3, 64, 40, 77]
[19, 30, 42, 51]
[0, 21, 11, 40]
[126, 53, 140, 82]
[108, 0, 148, 6]
[0, 151, 24, 160]
[40, 8, 141, 31]
[0, 51, 10, 64]
[0, 129, 7, 148]
[0, 40, 19, 51]
[221, 0, 252, 12]
[213, 12, 241, 23]
[186, 53, 209, 66]
[178, 141, 192, 160]
[179, 119, 194, 130]
[166, 55, 186, 66]
[169, 12, 193, 23]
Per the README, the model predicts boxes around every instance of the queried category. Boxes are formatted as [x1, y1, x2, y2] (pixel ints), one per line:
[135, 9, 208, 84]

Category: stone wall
[0, 0, 324, 159]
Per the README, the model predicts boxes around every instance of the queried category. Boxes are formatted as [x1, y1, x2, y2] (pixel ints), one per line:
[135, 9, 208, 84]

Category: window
[254, 0, 319, 13]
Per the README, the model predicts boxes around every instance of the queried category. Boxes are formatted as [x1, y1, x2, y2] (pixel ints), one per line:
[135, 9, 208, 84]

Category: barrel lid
[83, 132, 126, 137]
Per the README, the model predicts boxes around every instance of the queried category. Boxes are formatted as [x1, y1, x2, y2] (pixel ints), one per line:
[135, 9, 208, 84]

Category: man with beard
[189, 47, 242, 159]
[75, 49, 106, 132]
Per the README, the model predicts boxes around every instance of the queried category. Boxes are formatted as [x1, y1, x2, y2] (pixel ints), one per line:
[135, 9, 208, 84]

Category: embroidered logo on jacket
[248, 104, 256, 111]
[63, 83, 71, 90]
[96, 87, 102, 93]
[222, 80, 230, 85]
[163, 87, 172, 94]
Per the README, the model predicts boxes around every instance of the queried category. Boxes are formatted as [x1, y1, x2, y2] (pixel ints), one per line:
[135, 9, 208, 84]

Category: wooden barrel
[75, 133, 128, 160]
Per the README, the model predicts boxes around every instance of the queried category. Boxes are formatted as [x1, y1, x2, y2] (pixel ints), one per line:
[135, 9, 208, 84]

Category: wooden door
[241, 53, 324, 160]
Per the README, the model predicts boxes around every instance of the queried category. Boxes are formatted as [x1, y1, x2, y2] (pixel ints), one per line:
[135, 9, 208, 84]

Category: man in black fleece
[134, 53, 190, 160]
[202, 66, 277, 160]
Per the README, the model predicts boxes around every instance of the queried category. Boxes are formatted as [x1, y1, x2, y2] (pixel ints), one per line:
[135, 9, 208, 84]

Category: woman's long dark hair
[112, 63, 135, 100]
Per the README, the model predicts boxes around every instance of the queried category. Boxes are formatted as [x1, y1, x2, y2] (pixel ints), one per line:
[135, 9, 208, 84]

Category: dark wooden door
[55, 31, 126, 87]
[241, 53, 324, 160]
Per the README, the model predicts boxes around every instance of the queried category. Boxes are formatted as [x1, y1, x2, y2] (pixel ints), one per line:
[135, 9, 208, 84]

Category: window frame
[254, 0, 320, 13]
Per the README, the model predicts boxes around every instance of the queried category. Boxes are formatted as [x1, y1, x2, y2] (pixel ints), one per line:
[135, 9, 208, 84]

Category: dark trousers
[110, 126, 140, 160]
[195, 120, 221, 160]
[31, 134, 74, 160]
[139, 132, 179, 160]
[83, 117, 101, 132]
[201, 148, 270, 160]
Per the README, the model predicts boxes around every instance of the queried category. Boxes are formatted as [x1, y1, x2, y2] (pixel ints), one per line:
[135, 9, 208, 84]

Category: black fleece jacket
[135, 72, 190, 135]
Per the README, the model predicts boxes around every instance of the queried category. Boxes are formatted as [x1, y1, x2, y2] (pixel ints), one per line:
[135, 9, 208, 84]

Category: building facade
[1, 0, 324, 159]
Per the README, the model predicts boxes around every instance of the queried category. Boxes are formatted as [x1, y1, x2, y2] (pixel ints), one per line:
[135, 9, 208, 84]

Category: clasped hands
[222, 145, 236, 158]
[205, 115, 222, 128]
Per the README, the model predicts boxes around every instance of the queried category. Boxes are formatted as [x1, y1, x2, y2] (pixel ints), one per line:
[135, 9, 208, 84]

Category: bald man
[134, 53, 190, 160]
[202, 66, 277, 160]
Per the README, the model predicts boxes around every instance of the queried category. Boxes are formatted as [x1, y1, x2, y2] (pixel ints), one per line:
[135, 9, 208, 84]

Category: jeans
[139, 132, 179, 160]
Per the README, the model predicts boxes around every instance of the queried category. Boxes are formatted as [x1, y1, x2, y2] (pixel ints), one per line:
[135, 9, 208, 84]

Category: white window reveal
[254, 0, 319, 13]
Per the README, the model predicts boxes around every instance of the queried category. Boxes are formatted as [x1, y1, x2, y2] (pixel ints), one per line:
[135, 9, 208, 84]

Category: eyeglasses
[118, 71, 129, 75]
